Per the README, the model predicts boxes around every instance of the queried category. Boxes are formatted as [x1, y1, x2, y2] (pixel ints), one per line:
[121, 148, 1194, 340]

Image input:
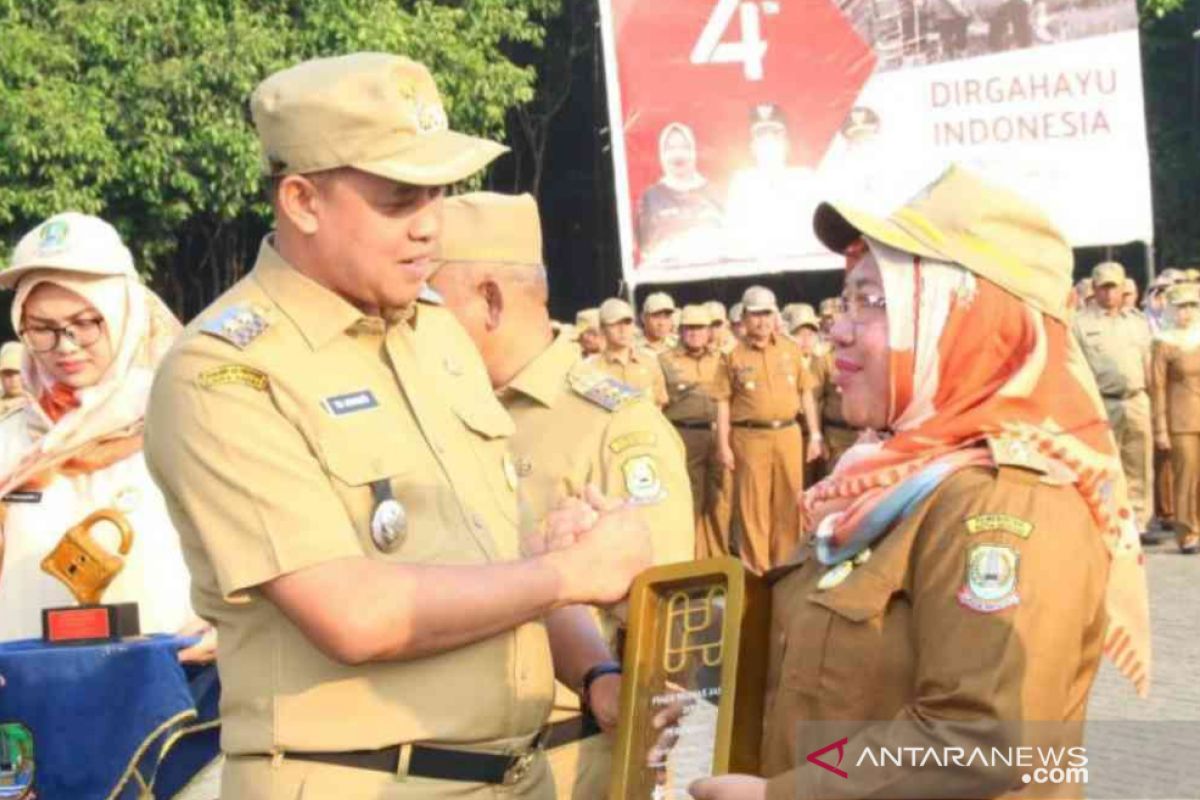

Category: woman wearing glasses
[0, 212, 208, 654]
[689, 168, 1149, 800]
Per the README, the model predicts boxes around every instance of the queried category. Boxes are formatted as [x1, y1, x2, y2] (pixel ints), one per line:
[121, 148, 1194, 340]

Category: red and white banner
[598, 0, 1153, 287]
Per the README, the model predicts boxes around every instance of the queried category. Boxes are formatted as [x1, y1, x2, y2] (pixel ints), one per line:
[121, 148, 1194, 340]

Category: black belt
[732, 419, 796, 430]
[672, 420, 714, 430]
[542, 713, 602, 750]
[1101, 389, 1145, 400]
[277, 739, 541, 785]
[823, 419, 853, 431]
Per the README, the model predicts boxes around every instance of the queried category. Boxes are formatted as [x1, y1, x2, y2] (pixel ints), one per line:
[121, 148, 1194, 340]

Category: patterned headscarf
[805, 238, 1151, 697]
[0, 270, 181, 493]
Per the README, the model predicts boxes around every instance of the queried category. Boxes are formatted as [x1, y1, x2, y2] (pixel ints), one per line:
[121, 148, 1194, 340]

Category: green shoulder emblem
[568, 365, 642, 412]
[200, 304, 271, 350]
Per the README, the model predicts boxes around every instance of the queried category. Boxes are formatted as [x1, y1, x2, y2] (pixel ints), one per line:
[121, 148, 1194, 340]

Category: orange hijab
[807, 239, 1151, 697]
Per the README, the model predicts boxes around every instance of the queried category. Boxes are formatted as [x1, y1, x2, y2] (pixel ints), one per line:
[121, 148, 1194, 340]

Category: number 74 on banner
[690, 0, 781, 81]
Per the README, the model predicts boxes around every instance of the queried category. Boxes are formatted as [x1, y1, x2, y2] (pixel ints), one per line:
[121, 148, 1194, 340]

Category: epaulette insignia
[200, 304, 271, 350]
[987, 436, 1049, 475]
[568, 366, 641, 412]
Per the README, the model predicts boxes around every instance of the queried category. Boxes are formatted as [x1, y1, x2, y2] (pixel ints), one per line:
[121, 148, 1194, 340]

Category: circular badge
[371, 499, 407, 553]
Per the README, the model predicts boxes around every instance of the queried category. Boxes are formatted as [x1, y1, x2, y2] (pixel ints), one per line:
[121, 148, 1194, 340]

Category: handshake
[523, 485, 654, 608]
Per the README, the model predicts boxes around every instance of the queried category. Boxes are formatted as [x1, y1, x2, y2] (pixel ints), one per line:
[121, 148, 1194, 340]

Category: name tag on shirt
[3, 491, 42, 504]
[322, 390, 380, 417]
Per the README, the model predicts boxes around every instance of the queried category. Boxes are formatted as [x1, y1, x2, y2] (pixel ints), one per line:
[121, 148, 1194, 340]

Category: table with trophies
[0, 510, 218, 800]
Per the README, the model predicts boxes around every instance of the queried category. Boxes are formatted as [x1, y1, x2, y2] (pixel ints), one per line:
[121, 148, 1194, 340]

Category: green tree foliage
[0, 0, 544, 314]
[1139, 0, 1200, 267]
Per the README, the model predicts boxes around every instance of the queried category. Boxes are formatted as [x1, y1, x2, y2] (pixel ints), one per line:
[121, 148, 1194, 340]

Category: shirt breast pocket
[781, 571, 901, 715]
[317, 434, 452, 563]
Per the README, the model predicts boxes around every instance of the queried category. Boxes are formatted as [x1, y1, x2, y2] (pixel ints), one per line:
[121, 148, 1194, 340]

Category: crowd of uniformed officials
[0, 49, 1171, 800]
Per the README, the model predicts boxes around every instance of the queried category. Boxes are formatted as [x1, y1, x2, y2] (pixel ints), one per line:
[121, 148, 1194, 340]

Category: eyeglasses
[21, 318, 105, 353]
[839, 292, 888, 322]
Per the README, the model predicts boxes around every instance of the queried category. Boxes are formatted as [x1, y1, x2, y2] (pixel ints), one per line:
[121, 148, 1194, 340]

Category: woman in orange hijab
[691, 167, 1149, 800]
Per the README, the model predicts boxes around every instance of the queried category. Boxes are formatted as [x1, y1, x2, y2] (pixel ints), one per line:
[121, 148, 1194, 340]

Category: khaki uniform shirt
[1072, 308, 1152, 397]
[714, 334, 815, 422]
[638, 332, 678, 356]
[761, 462, 1108, 800]
[659, 346, 725, 424]
[0, 395, 29, 419]
[144, 241, 554, 755]
[590, 348, 668, 406]
[1152, 339, 1200, 436]
[817, 351, 846, 425]
[501, 329, 694, 567]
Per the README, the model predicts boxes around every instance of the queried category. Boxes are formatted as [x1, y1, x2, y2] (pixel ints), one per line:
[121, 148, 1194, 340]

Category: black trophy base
[41, 602, 141, 645]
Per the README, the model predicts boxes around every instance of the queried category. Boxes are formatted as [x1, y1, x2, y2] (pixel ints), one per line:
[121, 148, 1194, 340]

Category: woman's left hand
[806, 436, 826, 463]
[689, 775, 767, 799]
[176, 618, 217, 664]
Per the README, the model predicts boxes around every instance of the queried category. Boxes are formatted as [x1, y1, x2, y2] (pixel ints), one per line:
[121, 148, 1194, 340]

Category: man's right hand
[718, 445, 735, 471]
[1156, 433, 1171, 452]
[546, 485, 652, 606]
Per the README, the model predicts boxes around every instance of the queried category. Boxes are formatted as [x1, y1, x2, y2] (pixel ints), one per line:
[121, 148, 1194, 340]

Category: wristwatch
[579, 660, 622, 719]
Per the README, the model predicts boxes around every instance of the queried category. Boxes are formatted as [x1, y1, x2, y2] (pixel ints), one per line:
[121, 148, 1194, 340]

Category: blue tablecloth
[0, 635, 220, 800]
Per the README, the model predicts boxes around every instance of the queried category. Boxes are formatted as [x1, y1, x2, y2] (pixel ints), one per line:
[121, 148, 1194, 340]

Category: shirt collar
[249, 237, 370, 351]
[503, 328, 577, 408]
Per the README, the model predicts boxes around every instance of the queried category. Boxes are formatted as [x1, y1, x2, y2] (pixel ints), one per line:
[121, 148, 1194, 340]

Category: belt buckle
[503, 750, 536, 786]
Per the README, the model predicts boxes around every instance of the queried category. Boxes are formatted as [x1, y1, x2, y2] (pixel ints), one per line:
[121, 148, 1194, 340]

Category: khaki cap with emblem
[729, 302, 745, 324]
[679, 304, 712, 327]
[705, 301, 728, 323]
[440, 192, 541, 265]
[0, 342, 23, 372]
[251, 52, 506, 186]
[742, 285, 778, 313]
[1168, 283, 1200, 306]
[600, 298, 635, 325]
[819, 297, 844, 318]
[2, 212, 136, 289]
[574, 308, 600, 334]
[786, 303, 820, 332]
[814, 164, 1074, 322]
[1160, 268, 1186, 284]
[643, 292, 676, 315]
[1092, 261, 1125, 288]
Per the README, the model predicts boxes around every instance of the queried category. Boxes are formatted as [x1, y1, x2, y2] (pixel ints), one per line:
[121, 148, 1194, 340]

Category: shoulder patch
[957, 544, 1020, 613]
[965, 513, 1033, 539]
[197, 364, 269, 392]
[200, 304, 271, 350]
[568, 365, 642, 412]
[986, 436, 1049, 475]
[609, 430, 657, 454]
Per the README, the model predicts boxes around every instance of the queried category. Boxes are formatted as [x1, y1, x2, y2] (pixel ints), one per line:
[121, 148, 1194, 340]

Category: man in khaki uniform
[1074, 261, 1155, 535]
[659, 304, 729, 557]
[715, 286, 823, 573]
[706, 300, 736, 355]
[573, 308, 603, 357]
[818, 296, 843, 339]
[592, 298, 668, 406]
[0, 342, 28, 416]
[729, 301, 746, 342]
[639, 291, 678, 354]
[429, 192, 694, 800]
[1122, 277, 1139, 311]
[142, 54, 651, 800]
[785, 304, 836, 484]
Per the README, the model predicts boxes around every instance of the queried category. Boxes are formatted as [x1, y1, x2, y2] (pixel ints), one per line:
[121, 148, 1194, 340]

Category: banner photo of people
[598, 0, 1153, 286]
